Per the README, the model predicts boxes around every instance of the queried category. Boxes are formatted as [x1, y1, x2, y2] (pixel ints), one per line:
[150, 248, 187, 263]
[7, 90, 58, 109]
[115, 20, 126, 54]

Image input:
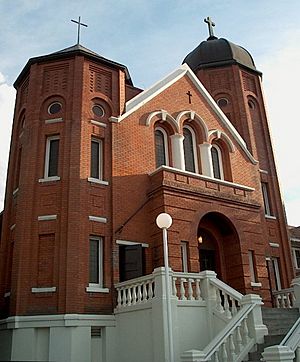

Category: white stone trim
[44, 117, 63, 124]
[111, 63, 258, 165]
[38, 215, 57, 221]
[116, 239, 149, 248]
[150, 165, 255, 191]
[10, 224, 16, 230]
[176, 110, 209, 141]
[4, 292, 11, 298]
[291, 237, 300, 243]
[209, 129, 235, 153]
[0, 314, 116, 329]
[269, 242, 280, 248]
[31, 287, 56, 293]
[87, 177, 109, 186]
[146, 110, 179, 132]
[250, 282, 262, 287]
[170, 133, 185, 170]
[12, 188, 19, 196]
[90, 119, 107, 127]
[199, 143, 213, 177]
[259, 169, 268, 174]
[265, 215, 277, 220]
[89, 216, 107, 223]
[38, 176, 61, 183]
[86, 286, 110, 293]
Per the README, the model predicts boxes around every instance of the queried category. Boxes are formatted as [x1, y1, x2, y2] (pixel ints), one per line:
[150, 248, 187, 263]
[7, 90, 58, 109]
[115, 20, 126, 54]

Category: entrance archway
[198, 212, 243, 290]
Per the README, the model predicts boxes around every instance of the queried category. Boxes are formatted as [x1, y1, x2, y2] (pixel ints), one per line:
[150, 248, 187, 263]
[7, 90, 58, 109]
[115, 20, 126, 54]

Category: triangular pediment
[110, 63, 257, 164]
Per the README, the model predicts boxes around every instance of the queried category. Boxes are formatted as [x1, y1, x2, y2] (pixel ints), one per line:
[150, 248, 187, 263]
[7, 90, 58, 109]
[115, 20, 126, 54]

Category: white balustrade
[172, 272, 203, 301]
[210, 279, 242, 319]
[273, 288, 296, 308]
[115, 276, 155, 309]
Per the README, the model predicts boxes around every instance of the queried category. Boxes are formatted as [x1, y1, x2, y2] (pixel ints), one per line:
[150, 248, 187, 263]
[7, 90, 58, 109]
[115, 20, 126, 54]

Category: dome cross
[204, 16, 216, 39]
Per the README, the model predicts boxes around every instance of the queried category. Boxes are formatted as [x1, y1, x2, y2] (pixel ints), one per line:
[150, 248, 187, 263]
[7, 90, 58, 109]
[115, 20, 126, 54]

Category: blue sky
[0, 0, 300, 225]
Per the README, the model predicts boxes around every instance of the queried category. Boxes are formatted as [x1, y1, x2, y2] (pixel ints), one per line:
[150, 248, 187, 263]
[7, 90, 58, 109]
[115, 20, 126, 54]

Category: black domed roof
[183, 37, 260, 75]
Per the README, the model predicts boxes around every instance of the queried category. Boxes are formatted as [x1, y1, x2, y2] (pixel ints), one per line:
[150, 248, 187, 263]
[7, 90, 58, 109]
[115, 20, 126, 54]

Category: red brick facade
[0, 41, 294, 318]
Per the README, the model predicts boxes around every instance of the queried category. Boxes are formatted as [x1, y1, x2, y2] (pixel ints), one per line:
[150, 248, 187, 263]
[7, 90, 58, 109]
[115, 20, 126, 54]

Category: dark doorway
[199, 249, 216, 271]
[198, 229, 219, 274]
[119, 244, 143, 282]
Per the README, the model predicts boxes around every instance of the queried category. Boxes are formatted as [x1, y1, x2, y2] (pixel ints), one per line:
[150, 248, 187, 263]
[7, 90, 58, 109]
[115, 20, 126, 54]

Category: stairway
[247, 307, 300, 361]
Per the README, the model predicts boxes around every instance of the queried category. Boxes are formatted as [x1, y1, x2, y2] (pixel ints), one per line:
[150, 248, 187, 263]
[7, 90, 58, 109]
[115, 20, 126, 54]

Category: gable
[110, 63, 258, 165]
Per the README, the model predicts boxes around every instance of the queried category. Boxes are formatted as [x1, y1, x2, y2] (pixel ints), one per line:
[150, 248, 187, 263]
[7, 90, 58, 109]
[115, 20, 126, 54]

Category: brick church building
[0, 18, 294, 361]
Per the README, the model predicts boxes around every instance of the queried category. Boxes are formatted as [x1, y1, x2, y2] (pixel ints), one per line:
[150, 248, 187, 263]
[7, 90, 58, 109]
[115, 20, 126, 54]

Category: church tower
[183, 17, 294, 292]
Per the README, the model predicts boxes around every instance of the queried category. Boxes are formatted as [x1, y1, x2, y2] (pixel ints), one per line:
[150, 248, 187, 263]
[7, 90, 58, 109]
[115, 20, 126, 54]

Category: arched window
[183, 126, 197, 173]
[155, 127, 169, 168]
[211, 144, 224, 180]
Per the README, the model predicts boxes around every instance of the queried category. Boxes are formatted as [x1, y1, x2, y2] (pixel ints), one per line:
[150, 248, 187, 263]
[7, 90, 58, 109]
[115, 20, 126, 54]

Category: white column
[170, 134, 185, 170]
[199, 143, 213, 177]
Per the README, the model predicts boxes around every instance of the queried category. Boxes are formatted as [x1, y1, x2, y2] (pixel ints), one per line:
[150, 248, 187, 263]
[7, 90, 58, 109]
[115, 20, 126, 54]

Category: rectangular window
[261, 182, 273, 216]
[91, 139, 103, 180]
[181, 242, 188, 273]
[45, 136, 60, 178]
[293, 248, 300, 269]
[248, 250, 258, 283]
[89, 236, 103, 287]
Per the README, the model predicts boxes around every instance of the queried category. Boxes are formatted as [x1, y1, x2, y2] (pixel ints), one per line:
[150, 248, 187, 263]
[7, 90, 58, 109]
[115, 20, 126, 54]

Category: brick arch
[90, 96, 114, 118]
[40, 94, 66, 119]
[198, 212, 244, 291]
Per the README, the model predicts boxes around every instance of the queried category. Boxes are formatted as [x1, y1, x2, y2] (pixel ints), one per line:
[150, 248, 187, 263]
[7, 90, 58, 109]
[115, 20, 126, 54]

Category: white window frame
[44, 135, 60, 180]
[183, 125, 199, 173]
[90, 138, 103, 181]
[211, 144, 224, 180]
[293, 248, 300, 270]
[181, 242, 188, 273]
[155, 127, 169, 167]
[86, 236, 109, 293]
[261, 182, 273, 217]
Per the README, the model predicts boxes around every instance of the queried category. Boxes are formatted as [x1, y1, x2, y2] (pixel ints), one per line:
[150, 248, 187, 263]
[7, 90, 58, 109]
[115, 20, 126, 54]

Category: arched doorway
[198, 212, 243, 290]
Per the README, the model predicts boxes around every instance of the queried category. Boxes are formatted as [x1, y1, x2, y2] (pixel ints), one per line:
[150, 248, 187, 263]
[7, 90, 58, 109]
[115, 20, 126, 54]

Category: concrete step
[247, 307, 300, 362]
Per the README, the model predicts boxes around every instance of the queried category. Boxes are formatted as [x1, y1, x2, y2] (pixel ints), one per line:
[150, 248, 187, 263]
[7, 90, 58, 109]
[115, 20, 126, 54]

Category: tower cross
[204, 16, 215, 38]
[71, 16, 88, 45]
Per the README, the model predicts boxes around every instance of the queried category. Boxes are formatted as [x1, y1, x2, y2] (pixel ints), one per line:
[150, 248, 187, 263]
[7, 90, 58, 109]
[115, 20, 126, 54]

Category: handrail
[210, 277, 243, 302]
[201, 303, 255, 360]
[280, 316, 300, 350]
[115, 273, 154, 289]
[273, 287, 294, 296]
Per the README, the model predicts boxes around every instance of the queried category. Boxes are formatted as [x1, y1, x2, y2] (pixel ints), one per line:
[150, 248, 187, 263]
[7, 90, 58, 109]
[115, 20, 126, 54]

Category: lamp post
[156, 212, 174, 362]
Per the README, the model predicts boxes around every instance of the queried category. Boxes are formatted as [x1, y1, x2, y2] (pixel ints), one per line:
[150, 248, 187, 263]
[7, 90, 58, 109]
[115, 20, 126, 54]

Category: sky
[0, 0, 299, 225]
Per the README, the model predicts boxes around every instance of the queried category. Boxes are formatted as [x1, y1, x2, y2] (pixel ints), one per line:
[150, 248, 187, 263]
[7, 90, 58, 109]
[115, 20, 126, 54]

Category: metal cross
[71, 16, 88, 45]
[186, 91, 192, 104]
[204, 16, 215, 38]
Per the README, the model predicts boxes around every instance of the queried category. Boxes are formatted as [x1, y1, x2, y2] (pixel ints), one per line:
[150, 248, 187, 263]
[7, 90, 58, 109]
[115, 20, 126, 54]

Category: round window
[217, 98, 229, 108]
[92, 105, 105, 117]
[48, 102, 62, 115]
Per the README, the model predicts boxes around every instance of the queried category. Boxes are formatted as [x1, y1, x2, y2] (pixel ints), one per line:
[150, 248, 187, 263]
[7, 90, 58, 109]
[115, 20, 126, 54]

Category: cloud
[258, 30, 300, 226]
[0, 72, 15, 210]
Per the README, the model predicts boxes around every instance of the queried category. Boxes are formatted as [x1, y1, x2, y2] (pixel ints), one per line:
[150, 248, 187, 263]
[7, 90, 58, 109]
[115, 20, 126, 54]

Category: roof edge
[14, 45, 133, 88]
